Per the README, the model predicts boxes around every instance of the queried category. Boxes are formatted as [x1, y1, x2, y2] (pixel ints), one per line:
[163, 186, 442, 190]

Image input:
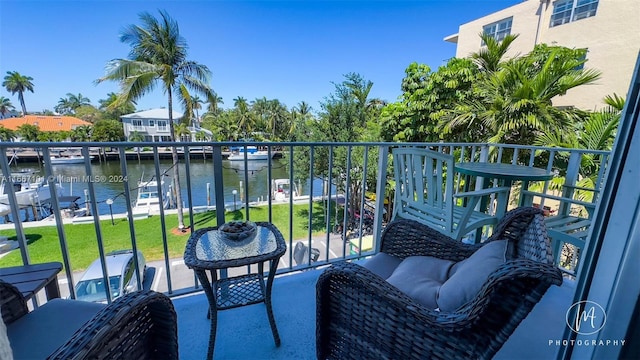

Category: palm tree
[71, 125, 93, 141]
[97, 10, 215, 230]
[535, 94, 623, 203]
[207, 92, 224, 114]
[16, 124, 40, 141]
[472, 33, 519, 73]
[99, 92, 136, 119]
[55, 97, 73, 115]
[0, 97, 15, 118]
[191, 95, 204, 126]
[233, 96, 253, 139]
[66, 93, 91, 111]
[128, 130, 145, 162]
[2, 71, 34, 115]
[0, 126, 16, 142]
[442, 42, 600, 145]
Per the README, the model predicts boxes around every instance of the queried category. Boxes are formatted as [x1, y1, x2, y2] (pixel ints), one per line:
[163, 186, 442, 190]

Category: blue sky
[0, 0, 521, 115]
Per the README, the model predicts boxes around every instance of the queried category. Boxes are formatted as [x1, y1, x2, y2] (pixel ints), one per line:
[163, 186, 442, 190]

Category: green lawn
[0, 201, 340, 271]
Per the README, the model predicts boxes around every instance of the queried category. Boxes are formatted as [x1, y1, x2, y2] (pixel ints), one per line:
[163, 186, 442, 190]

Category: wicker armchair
[316, 207, 563, 360]
[1, 281, 178, 360]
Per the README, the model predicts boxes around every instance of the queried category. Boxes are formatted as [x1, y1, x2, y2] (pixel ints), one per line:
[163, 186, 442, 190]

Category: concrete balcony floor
[173, 268, 575, 360]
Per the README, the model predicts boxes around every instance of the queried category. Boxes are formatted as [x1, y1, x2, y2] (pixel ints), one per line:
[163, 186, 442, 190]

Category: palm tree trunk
[168, 91, 185, 230]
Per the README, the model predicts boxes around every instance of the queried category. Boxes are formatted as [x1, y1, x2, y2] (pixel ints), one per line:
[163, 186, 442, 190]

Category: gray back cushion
[386, 256, 455, 308]
[437, 240, 507, 312]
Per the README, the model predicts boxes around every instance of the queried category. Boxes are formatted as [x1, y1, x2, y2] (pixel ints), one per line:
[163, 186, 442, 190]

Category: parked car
[74, 250, 146, 303]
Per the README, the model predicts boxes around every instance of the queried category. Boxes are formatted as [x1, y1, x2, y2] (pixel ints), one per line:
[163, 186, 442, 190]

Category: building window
[574, 50, 587, 70]
[550, 0, 598, 27]
[157, 121, 168, 132]
[148, 120, 155, 127]
[132, 119, 144, 131]
[482, 17, 513, 43]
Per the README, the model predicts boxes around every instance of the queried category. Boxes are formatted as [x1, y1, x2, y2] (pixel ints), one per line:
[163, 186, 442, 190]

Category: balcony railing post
[118, 147, 143, 292]
[82, 146, 112, 304]
[0, 149, 30, 265]
[213, 145, 225, 226]
[373, 146, 389, 254]
[42, 147, 76, 298]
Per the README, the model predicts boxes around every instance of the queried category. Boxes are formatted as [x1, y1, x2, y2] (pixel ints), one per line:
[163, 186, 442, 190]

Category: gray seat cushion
[437, 240, 507, 312]
[7, 299, 104, 359]
[386, 256, 455, 308]
[361, 252, 403, 280]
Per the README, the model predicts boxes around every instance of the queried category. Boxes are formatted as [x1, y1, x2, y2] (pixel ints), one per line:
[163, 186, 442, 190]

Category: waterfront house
[0, 115, 91, 140]
[120, 108, 213, 143]
[120, 108, 183, 142]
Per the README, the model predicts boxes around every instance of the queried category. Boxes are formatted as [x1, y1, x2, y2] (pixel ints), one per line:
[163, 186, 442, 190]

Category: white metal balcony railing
[0, 142, 609, 304]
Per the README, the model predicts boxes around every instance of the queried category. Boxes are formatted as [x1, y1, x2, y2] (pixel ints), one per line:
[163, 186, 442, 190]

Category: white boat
[132, 179, 170, 215]
[272, 179, 300, 202]
[227, 146, 270, 161]
[49, 153, 94, 165]
[0, 175, 64, 217]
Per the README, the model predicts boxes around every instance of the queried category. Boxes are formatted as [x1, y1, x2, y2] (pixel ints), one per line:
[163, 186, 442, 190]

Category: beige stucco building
[445, 0, 640, 110]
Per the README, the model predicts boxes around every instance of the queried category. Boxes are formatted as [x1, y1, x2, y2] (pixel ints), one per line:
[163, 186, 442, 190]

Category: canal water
[6, 158, 331, 219]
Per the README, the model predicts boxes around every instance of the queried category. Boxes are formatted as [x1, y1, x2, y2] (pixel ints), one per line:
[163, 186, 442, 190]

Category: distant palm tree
[66, 93, 91, 111]
[55, 97, 73, 115]
[207, 92, 224, 114]
[129, 130, 145, 162]
[2, 71, 34, 115]
[0, 97, 15, 118]
[71, 125, 93, 141]
[16, 124, 40, 141]
[234, 96, 252, 139]
[97, 10, 215, 230]
[191, 95, 204, 126]
[0, 126, 16, 142]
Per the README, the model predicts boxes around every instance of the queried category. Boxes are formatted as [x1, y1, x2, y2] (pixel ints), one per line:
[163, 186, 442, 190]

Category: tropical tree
[92, 119, 124, 142]
[55, 97, 73, 115]
[56, 93, 91, 114]
[97, 10, 216, 230]
[99, 92, 136, 120]
[380, 58, 479, 142]
[175, 122, 192, 142]
[16, 124, 40, 141]
[206, 92, 224, 114]
[0, 126, 16, 142]
[233, 97, 253, 139]
[128, 130, 145, 162]
[535, 94, 623, 202]
[0, 97, 15, 118]
[191, 95, 204, 126]
[442, 45, 600, 145]
[472, 33, 519, 73]
[2, 71, 34, 115]
[71, 125, 93, 142]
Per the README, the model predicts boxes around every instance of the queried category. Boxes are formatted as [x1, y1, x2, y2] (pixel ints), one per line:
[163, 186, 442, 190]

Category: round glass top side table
[184, 222, 287, 360]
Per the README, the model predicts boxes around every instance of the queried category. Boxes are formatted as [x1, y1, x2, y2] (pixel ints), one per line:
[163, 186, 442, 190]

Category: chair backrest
[393, 147, 454, 233]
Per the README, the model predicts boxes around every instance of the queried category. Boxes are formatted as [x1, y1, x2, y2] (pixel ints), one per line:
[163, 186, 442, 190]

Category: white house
[120, 108, 213, 142]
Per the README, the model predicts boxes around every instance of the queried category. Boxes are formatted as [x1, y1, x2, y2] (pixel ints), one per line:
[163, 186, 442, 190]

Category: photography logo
[565, 300, 606, 335]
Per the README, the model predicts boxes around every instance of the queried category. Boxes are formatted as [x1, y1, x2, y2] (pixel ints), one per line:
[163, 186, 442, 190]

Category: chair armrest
[380, 218, 481, 261]
[48, 290, 178, 360]
[521, 190, 596, 210]
[0, 280, 28, 325]
[453, 186, 510, 199]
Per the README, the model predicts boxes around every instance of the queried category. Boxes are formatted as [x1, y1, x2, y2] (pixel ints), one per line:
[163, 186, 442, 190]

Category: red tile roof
[0, 115, 92, 132]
